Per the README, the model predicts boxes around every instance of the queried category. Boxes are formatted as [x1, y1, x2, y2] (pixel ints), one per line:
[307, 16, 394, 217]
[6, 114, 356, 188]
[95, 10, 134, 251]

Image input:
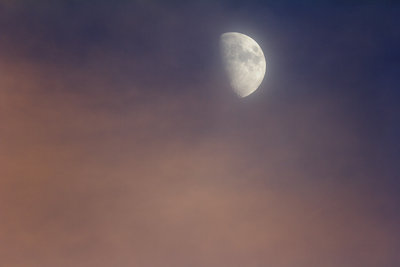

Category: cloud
[0, 2, 399, 266]
[1, 53, 399, 266]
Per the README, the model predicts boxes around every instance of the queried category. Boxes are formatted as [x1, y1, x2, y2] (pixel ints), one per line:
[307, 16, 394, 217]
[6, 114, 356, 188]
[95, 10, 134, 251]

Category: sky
[0, 1, 400, 266]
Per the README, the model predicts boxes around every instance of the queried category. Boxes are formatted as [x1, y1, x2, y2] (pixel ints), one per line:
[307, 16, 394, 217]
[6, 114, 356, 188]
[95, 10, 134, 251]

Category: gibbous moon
[220, 32, 266, 97]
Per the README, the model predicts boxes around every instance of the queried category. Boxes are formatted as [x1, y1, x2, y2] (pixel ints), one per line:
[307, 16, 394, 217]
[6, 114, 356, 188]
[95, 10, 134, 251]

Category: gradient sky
[1, 1, 400, 266]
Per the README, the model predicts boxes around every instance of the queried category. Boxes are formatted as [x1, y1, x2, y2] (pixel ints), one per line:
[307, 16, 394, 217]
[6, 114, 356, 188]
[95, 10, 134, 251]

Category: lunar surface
[220, 32, 266, 97]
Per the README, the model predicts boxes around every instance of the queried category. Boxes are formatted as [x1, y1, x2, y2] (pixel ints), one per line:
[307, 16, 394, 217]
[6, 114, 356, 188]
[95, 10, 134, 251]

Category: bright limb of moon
[220, 32, 266, 97]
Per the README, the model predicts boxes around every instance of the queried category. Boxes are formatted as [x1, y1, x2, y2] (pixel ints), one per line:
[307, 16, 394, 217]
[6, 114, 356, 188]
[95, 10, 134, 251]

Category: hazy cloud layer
[1, 2, 399, 266]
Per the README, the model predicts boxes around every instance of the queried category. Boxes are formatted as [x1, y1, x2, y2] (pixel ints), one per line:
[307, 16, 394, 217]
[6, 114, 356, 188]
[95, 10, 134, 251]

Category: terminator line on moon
[220, 32, 266, 97]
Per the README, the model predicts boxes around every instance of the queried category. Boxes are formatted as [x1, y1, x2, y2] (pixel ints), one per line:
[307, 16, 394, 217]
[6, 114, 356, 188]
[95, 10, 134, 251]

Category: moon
[220, 32, 266, 98]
